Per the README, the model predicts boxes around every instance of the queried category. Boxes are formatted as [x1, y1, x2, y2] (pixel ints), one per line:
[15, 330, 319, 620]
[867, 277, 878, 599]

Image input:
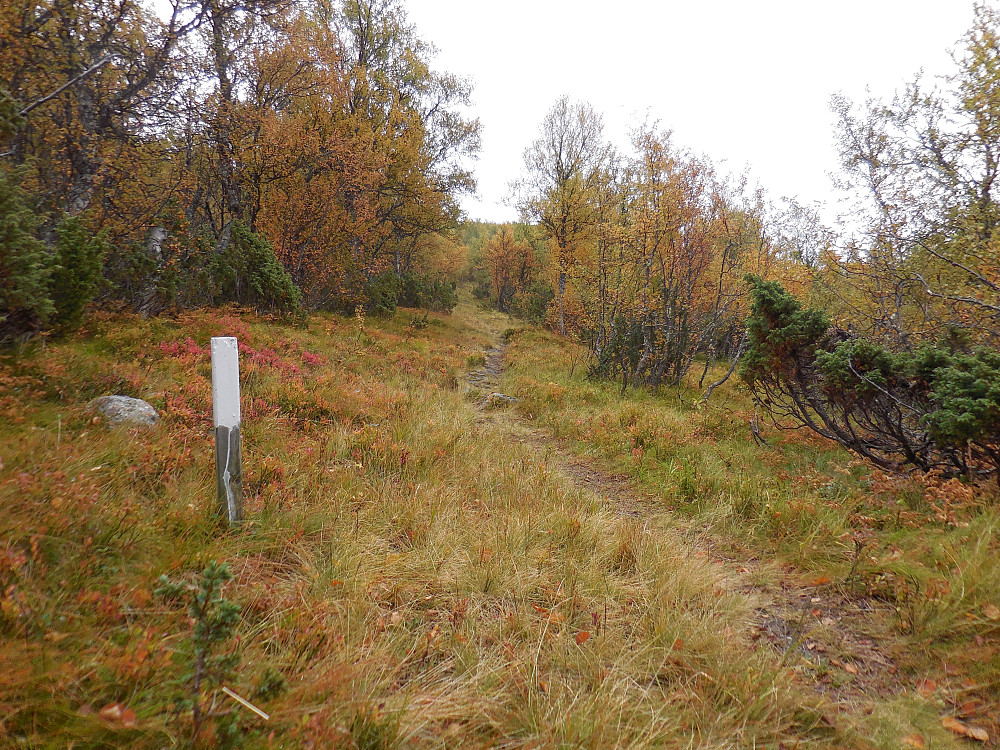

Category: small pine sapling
[50, 214, 108, 329]
[156, 561, 241, 744]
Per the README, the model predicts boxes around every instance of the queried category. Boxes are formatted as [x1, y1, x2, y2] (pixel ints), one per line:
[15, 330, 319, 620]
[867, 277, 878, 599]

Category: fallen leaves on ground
[942, 716, 967, 735]
[941, 715, 989, 742]
[97, 703, 137, 728]
[967, 726, 990, 742]
[915, 678, 936, 697]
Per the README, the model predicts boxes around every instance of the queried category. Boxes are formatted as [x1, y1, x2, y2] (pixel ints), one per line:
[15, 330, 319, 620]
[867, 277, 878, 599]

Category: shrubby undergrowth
[742, 275, 1000, 479]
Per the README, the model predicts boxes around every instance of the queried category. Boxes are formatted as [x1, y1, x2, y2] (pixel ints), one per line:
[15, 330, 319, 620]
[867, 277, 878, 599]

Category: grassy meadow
[0, 294, 997, 749]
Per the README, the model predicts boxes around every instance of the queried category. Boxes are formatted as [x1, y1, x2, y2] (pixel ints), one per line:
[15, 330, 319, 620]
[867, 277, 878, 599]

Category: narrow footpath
[465, 327, 900, 712]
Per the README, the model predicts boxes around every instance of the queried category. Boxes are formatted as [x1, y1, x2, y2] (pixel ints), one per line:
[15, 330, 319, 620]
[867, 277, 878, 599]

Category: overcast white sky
[404, 0, 983, 225]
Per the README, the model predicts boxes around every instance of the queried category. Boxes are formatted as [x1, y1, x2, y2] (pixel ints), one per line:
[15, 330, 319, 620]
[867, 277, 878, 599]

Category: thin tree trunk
[702, 330, 747, 401]
[558, 271, 566, 335]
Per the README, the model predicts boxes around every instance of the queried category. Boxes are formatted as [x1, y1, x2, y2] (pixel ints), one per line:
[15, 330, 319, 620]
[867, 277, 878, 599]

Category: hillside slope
[0, 296, 997, 749]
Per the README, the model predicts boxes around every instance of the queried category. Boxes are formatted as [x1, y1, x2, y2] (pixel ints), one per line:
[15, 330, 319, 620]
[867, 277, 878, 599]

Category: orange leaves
[425, 623, 441, 645]
[910, 670, 992, 744]
[94, 703, 137, 728]
[76, 589, 123, 625]
[483, 227, 537, 312]
[223, 7, 477, 310]
[529, 601, 601, 647]
[956, 698, 982, 719]
[915, 678, 937, 697]
[918, 471, 978, 527]
[924, 578, 951, 601]
[531, 603, 565, 627]
[828, 658, 857, 675]
[942, 715, 989, 742]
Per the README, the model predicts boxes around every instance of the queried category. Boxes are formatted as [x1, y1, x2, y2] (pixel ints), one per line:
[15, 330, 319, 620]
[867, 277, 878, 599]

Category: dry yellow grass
[0, 294, 995, 748]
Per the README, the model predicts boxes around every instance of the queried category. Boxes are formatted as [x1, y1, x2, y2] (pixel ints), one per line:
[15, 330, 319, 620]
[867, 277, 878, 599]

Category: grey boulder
[88, 395, 160, 426]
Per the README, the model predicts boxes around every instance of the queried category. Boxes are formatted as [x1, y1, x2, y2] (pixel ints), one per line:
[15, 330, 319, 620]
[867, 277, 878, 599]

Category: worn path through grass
[462, 302, 999, 749]
[1, 293, 996, 749]
[467, 324, 899, 703]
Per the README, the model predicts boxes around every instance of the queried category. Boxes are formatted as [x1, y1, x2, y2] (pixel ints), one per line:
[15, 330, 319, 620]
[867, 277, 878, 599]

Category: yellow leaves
[483, 226, 537, 310]
[982, 603, 1000, 621]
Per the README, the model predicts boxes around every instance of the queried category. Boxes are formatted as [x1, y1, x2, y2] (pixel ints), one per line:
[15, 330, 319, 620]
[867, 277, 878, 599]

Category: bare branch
[18, 55, 114, 117]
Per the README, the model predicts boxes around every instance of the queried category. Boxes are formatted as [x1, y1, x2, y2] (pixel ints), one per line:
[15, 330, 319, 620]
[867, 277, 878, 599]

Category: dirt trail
[464, 336, 506, 395]
[466, 331, 901, 709]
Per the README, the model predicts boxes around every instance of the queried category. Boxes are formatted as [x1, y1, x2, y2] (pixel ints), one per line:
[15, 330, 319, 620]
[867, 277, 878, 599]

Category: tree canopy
[0, 0, 478, 334]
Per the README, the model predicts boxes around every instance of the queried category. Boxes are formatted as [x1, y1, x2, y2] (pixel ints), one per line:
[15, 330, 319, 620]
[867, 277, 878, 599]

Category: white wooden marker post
[211, 337, 243, 524]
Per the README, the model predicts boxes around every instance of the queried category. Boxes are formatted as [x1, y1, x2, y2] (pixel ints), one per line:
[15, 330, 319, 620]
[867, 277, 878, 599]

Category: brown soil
[465, 340, 506, 395]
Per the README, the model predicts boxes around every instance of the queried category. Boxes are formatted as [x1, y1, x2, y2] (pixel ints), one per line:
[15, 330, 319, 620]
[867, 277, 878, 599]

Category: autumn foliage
[512, 108, 777, 389]
[483, 226, 537, 313]
[0, 0, 478, 335]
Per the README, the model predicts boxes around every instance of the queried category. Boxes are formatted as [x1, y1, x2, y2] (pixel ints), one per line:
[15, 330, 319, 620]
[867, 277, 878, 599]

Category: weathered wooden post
[211, 337, 243, 524]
